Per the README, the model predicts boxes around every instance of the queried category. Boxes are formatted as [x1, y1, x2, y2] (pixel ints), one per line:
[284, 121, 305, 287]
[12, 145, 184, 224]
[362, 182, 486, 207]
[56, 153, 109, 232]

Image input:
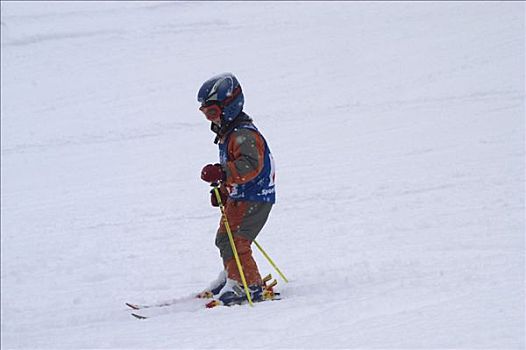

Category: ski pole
[214, 185, 288, 283]
[253, 240, 289, 283]
[211, 184, 254, 306]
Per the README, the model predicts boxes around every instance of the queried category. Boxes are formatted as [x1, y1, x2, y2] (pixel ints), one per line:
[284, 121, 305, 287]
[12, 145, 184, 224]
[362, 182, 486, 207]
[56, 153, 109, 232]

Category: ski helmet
[197, 73, 244, 123]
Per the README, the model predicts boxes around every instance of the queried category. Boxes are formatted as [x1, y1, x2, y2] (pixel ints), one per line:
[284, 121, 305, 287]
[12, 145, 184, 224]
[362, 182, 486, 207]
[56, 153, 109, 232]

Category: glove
[210, 187, 229, 207]
[201, 163, 225, 183]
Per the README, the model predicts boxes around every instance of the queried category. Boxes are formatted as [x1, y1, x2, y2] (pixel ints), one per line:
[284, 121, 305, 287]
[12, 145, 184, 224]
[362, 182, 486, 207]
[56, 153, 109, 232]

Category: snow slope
[1, 1, 524, 348]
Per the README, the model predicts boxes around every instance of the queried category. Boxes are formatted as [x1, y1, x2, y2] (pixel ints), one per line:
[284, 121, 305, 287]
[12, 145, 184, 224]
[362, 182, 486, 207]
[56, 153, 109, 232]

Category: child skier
[197, 73, 276, 305]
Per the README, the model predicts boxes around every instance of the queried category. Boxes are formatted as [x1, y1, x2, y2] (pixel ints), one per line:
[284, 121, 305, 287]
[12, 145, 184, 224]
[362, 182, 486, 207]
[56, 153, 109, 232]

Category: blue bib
[219, 124, 276, 203]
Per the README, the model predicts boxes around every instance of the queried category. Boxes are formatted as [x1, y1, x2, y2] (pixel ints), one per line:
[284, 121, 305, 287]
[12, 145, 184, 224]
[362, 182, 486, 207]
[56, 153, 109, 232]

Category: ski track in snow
[1, 1, 524, 349]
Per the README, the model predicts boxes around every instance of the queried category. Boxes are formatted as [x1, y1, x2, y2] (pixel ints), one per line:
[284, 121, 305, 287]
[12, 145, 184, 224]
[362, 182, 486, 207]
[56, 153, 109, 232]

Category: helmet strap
[211, 122, 222, 144]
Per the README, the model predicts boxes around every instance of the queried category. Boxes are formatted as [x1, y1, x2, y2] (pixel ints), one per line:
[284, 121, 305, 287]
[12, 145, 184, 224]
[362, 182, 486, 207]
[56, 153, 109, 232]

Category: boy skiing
[197, 73, 276, 306]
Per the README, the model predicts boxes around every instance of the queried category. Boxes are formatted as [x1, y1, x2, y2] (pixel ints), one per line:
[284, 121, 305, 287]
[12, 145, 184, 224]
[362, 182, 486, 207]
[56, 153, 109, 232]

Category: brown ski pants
[215, 200, 273, 286]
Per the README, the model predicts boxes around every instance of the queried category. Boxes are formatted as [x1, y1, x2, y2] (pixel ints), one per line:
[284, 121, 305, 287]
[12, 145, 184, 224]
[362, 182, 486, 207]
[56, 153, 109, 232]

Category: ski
[130, 292, 281, 319]
[128, 274, 279, 319]
[128, 297, 212, 319]
[125, 294, 205, 310]
[205, 291, 281, 309]
[125, 273, 274, 310]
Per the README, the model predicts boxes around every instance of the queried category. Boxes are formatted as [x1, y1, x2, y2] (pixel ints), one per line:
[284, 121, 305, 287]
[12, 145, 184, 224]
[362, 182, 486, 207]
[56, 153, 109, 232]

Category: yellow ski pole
[253, 240, 289, 283]
[212, 184, 254, 306]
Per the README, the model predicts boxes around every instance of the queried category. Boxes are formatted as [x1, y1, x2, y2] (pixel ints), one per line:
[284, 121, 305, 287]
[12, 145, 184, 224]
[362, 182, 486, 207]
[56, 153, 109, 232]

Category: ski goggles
[199, 86, 242, 122]
[199, 102, 222, 122]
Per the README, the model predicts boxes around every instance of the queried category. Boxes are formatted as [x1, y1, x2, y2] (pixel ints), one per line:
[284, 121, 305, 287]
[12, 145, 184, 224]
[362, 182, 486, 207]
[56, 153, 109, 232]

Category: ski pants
[215, 199, 273, 286]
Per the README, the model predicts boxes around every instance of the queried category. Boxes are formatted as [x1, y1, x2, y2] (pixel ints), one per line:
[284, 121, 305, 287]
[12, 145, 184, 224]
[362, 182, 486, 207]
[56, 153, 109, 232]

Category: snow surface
[1, 1, 525, 349]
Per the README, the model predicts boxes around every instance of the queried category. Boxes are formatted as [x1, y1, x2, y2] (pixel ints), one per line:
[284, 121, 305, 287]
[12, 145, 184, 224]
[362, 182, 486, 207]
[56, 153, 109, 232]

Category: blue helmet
[197, 73, 244, 123]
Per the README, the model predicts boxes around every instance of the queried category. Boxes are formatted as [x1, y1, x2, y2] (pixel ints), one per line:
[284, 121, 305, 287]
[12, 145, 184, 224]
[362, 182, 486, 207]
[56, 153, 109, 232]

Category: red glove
[210, 187, 229, 207]
[201, 163, 225, 183]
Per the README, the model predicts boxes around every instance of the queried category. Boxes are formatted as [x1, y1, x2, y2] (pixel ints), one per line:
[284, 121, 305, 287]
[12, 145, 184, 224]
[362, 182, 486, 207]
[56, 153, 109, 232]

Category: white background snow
[1, 1, 524, 349]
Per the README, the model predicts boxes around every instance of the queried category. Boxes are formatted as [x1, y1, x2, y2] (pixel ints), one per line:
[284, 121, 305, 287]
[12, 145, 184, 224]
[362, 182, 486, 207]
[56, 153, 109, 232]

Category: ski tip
[131, 313, 148, 320]
[125, 302, 140, 310]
